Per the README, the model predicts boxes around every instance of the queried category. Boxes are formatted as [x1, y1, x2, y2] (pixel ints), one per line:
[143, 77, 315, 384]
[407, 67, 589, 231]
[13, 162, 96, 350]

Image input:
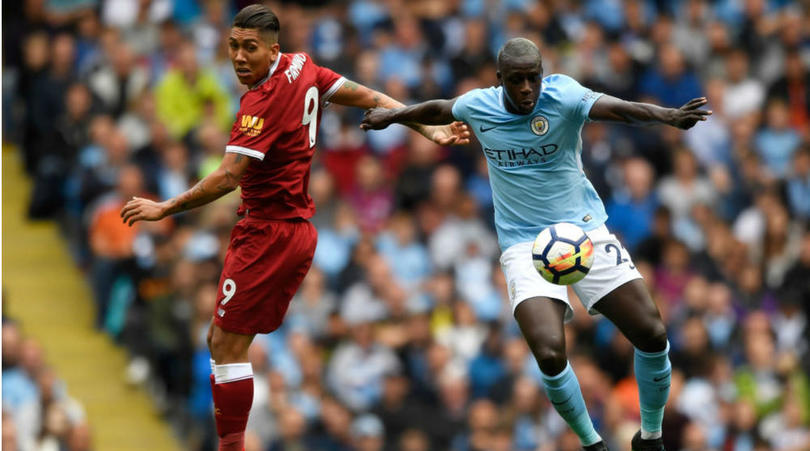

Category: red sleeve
[312, 59, 345, 104]
[226, 93, 276, 161]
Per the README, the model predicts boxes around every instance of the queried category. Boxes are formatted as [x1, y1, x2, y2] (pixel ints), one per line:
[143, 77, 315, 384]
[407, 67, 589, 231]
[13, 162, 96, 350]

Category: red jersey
[226, 52, 345, 219]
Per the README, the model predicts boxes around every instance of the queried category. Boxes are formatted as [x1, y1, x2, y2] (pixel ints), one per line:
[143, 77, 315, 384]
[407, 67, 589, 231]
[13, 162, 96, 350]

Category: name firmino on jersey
[285, 54, 307, 83]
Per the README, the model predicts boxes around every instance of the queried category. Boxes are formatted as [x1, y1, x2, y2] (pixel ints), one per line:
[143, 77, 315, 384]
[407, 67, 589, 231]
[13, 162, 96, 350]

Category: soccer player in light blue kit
[361, 38, 712, 451]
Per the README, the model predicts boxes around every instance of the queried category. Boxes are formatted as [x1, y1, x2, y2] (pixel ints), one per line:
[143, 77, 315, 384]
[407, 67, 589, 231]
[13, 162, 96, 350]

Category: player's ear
[269, 42, 280, 60]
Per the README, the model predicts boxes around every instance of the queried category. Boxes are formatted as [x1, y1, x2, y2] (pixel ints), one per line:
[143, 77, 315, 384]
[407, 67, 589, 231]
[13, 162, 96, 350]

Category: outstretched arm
[330, 80, 469, 145]
[120, 152, 251, 226]
[359, 99, 458, 130]
[588, 95, 712, 130]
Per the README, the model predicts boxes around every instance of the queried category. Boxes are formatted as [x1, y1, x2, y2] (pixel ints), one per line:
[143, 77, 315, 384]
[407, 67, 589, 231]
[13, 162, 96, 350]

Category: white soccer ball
[531, 223, 595, 285]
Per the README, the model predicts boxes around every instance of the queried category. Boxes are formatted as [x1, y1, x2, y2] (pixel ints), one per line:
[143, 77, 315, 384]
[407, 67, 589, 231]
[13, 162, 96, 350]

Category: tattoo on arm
[166, 154, 245, 213]
[343, 80, 360, 91]
[174, 182, 206, 211]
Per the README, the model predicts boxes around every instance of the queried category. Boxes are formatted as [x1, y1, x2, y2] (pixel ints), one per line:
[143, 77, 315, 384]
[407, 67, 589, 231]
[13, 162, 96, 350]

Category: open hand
[427, 121, 471, 146]
[120, 197, 167, 226]
[670, 97, 712, 130]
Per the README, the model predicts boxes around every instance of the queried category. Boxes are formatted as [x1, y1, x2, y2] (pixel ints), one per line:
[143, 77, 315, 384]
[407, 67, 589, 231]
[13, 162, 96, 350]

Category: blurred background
[2, 0, 810, 450]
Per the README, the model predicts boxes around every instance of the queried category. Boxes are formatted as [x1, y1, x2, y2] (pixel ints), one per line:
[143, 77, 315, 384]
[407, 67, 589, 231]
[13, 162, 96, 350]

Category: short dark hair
[232, 4, 280, 39]
[497, 38, 542, 71]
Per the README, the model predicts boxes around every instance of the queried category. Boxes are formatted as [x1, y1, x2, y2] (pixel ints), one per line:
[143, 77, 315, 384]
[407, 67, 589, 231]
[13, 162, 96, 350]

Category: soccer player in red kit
[120, 4, 469, 450]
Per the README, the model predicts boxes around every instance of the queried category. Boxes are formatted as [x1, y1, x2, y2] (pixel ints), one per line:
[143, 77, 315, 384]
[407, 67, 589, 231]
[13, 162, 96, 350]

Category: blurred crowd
[3, 0, 810, 450]
[2, 315, 92, 451]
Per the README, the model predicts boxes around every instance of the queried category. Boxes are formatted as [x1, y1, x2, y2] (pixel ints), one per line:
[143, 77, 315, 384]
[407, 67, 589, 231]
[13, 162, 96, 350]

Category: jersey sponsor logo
[239, 115, 264, 137]
[285, 53, 307, 83]
[530, 115, 549, 135]
[582, 214, 592, 222]
[483, 144, 559, 167]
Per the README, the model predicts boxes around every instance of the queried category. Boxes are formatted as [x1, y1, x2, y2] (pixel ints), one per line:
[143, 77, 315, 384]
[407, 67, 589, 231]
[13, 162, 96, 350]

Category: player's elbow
[222, 171, 242, 191]
[222, 178, 240, 192]
[212, 166, 243, 192]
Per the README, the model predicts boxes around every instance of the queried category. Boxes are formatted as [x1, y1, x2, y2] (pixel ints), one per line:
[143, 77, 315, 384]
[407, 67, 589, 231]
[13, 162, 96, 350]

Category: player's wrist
[158, 200, 173, 217]
[418, 124, 436, 140]
[664, 108, 678, 126]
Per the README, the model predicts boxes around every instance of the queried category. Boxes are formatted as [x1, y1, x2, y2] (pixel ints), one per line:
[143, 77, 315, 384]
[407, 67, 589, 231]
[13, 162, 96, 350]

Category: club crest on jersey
[530, 115, 549, 135]
[240, 115, 264, 137]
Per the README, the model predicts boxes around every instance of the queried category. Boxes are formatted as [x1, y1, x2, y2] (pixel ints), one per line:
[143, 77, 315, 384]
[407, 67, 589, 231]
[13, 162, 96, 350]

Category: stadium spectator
[755, 98, 802, 178]
[87, 40, 149, 119]
[639, 44, 702, 108]
[723, 48, 766, 120]
[606, 157, 657, 251]
[154, 41, 230, 139]
[786, 146, 810, 219]
[327, 316, 400, 412]
[2, 319, 89, 451]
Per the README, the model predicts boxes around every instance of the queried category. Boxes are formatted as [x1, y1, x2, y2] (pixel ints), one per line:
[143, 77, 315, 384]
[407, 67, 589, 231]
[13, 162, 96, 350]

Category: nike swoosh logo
[479, 124, 497, 132]
[653, 375, 669, 382]
[550, 394, 573, 406]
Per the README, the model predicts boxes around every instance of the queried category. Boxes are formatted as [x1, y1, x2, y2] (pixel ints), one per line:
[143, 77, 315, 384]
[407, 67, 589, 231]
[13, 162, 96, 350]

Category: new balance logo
[239, 115, 264, 137]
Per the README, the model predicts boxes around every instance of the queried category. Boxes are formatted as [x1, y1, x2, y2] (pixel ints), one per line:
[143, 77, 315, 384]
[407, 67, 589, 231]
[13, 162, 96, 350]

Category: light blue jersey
[452, 74, 607, 250]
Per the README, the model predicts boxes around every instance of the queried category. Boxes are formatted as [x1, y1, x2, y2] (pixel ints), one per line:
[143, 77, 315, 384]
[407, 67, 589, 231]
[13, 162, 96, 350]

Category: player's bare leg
[207, 323, 256, 451]
[514, 297, 607, 450]
[593, 279, 670, 451]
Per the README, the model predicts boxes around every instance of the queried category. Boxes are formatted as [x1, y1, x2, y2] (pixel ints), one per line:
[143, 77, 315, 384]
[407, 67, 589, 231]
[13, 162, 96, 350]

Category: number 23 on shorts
[605, 243, 635, 269]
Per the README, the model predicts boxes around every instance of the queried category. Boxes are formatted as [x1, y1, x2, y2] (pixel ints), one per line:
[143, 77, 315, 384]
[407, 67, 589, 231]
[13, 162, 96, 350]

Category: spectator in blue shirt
[376, 211, 432, 291]
[755, 98, 801, 178]
[640, 43, 703, 107]
[606, 157, 658, 251]
[787, 146, 810, 220]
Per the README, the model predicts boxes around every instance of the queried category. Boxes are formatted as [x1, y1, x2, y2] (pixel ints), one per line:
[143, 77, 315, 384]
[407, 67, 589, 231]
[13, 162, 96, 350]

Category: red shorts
[213, 217, 317, 334]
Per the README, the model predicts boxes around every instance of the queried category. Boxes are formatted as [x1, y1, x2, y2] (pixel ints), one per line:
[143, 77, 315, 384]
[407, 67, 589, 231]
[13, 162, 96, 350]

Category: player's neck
[248, 52, 282, 90]
[249, 70, 271, 89]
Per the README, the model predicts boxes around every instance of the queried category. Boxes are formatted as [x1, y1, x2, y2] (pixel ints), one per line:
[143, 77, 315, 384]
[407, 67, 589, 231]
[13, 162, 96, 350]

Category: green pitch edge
[2, 146, 181, 451]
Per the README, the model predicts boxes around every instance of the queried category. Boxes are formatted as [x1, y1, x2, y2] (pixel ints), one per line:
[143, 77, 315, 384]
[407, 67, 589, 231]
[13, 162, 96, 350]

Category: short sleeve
[312, 59, 346, 104]
[451, 90, 478, 122]
[556, 75, 603, 123]
[226, 97, 274, 161]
